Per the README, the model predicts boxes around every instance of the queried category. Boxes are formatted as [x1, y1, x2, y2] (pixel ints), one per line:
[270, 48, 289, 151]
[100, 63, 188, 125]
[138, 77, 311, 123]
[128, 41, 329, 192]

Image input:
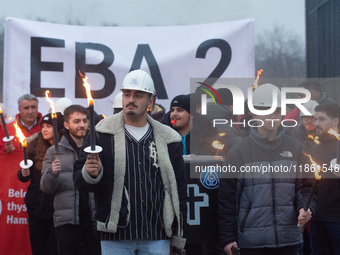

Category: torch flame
[252, 69, 263, 89]
[8, 116, 13, 122]
[80, 72, 94, 106]
[303, 151, 321, 180]
[212, 140, 225, 150]
[257, 69, 264, 78]
[0, 105, 2, 114]
[308, 135, 320, 144]
[13, 120, 27, 147]
[327, 128, 340, 140]
[45, 90, 56, 115]
[218, 132, 226, 137]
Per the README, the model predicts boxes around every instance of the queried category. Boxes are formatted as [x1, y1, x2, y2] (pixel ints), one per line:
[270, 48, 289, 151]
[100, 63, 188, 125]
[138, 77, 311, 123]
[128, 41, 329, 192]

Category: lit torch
[212, 140, 225, 156]
[0, 105, 14, 142]
[212, 140, 225, 150]
[13, 120, 33, 168]
[252, 69, 263, 90]
[327, 128, 340, 165]
[80, 72, 102, 153]
[298, 151, 321, 227]
[308, 135, 320, 145]
[45, 90, 60, 155]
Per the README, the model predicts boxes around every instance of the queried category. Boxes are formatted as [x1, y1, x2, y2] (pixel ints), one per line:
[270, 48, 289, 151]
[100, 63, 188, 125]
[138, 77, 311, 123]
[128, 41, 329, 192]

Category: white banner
[3, 18, 254, 118]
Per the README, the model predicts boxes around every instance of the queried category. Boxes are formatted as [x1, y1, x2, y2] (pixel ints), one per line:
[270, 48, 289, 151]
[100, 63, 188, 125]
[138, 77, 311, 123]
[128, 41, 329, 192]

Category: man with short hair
[163, 94, 220, 155]
[284, 81, 333, 123]
[74, 70, 187, 255]
[309, 101, 340, 255]
[290, 100, 319, 149]
[5, 94, 43, 152]
[40, 105, 101, 255]
[298, 81, 333, 103]
[219, 84, 315, 255]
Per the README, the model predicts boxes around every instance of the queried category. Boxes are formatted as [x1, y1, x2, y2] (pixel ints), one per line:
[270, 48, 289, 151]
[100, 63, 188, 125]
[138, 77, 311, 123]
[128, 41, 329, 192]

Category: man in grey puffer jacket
[218, 84, 316, 255]
[40, 105, 101, 255]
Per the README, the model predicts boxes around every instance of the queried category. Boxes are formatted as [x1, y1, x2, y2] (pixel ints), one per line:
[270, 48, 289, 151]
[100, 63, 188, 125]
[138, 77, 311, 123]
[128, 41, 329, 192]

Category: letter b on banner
[75, 42, 115, 99]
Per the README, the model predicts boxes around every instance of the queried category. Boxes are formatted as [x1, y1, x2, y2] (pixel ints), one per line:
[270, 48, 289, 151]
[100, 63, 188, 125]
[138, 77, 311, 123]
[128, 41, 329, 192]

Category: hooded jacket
[40, 133, 96, 228]
[73, 111, 187, 249]
[219, 126, 316, 249]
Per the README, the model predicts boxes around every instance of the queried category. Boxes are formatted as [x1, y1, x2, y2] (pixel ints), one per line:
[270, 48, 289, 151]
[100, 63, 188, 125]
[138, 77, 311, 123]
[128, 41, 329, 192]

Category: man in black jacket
[218, 84, 315, 255]
[73, 70, 187, 255]
[163, 94, 221, 156]
[309, 101, 340, 255]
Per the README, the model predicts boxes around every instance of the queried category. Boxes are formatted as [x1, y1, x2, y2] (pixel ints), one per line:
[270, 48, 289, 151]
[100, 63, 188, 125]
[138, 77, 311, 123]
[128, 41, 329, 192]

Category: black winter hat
[40, 112, 64, 131]
[170, 94, 191, 113]
[217, 88, 233, 105]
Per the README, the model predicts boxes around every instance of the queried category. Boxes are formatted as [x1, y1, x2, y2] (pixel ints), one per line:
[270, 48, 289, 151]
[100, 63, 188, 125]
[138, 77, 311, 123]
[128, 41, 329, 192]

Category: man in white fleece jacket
[74, 70, 187, 255]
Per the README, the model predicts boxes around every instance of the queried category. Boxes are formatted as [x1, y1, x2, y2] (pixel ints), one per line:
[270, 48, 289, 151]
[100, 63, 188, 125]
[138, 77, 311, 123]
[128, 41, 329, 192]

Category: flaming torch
[14, 120, 33, 168]
[212, 140, 225, 150]
[0, 105, 14, 142]
[212, 140, 225, 156]
[327, 128, 340, 164]
[308, 135, 320, 145]
[252, 69, 263, 90]
[45, 90, 61, 156]
[80, 72, 102, 153]
[298, 151, 321, 227]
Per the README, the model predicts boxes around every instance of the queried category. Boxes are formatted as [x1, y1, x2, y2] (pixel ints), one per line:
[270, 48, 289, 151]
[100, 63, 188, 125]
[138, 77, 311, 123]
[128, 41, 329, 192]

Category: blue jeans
[101, 240, 170, 255]
[310, 221, 340, 255]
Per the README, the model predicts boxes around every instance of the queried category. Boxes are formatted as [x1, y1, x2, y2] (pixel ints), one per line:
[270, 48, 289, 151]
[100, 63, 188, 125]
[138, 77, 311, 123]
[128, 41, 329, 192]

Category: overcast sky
[0, 0, 306, 42]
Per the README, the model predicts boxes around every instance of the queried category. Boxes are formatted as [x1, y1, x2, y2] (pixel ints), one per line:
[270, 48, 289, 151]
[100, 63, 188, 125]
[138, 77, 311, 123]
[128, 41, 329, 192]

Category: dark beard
[126, 111, 136, 116]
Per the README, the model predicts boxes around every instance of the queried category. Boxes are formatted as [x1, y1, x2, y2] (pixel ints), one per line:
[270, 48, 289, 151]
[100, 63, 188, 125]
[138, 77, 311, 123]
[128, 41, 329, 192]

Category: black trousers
[55, 223, 101, 255]
[241, 245, 298, 255]
[28, 214, 57, 255]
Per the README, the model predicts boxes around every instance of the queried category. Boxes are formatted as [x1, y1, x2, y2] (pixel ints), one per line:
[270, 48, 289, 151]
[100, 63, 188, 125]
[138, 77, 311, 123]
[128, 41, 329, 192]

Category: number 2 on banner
[196, 39, 232, 85]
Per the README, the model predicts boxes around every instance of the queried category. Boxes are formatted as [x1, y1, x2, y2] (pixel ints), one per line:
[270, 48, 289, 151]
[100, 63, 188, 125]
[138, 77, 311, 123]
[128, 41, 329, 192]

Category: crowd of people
[0, 70, 339, 255]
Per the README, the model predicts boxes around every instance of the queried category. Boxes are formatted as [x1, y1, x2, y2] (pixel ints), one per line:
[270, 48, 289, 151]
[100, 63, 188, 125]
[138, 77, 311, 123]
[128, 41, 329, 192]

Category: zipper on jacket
[240, 202, 252, 233]
[269, 144, 279, 245]
[74, 188, 78, 225]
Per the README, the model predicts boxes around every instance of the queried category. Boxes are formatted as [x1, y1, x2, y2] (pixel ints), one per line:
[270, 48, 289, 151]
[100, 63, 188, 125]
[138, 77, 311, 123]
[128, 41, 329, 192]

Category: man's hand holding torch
[52, 159, 61, 175]
[85, 153, 102, 177]
[224, 241, 240, 255]
[4, 141, 15, 153]
[298, 208, 312, 229]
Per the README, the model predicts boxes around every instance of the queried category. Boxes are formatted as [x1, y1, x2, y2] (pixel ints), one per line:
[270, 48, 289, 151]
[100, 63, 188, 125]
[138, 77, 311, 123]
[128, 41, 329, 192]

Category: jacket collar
[15, 112, 43, 131]
[96, 111, 181, 144]
[250, 125, 285, 149]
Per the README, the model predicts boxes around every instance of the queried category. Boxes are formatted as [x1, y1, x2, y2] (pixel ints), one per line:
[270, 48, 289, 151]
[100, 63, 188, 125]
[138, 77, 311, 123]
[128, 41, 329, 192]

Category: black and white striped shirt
[101, 125, 167, 241]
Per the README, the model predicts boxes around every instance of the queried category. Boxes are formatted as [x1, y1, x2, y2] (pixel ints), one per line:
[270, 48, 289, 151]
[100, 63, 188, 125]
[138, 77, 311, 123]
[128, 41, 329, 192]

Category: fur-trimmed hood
[96, 111, 181, 144]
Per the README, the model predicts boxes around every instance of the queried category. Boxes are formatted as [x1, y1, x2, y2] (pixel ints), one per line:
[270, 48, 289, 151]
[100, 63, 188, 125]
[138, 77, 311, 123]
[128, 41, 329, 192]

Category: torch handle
[89, 105, 96, 151]
[0, 113, 9, 138]
[231, 246, 240, 255]
[53, 117, 59, 153]
[337, 140, 340, 165]
[303, 179, 318, 212]
[23, 146, 28, 165]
